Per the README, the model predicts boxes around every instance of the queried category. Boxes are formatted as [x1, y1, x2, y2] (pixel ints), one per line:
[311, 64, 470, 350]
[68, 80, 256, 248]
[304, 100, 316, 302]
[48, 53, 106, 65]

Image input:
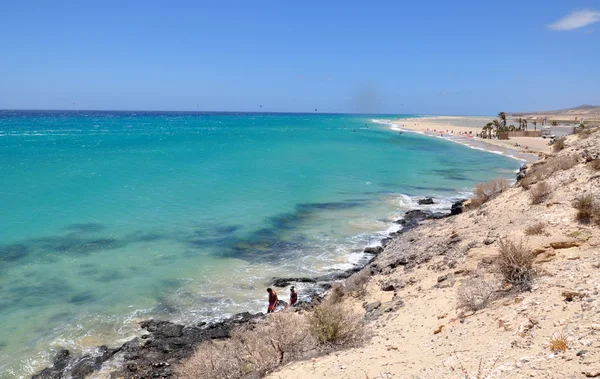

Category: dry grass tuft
[456, 275, 497, 312]
[308, 302, 366, 346]
[470, 178, 509, 208]
[344, 269, 371, 298]
[572, 194, 600, 224]
[548, 332, 568, 352]
[496, 239, 534, 291]
[577, 128, 593, 139]
[328, 283, 345, 304]
[530, 181, 552, 205]
[524, 222, 546, 236]
[553, 137, 566, 152]
[589, 159, 600, 171]
[177, 311, 318, 379]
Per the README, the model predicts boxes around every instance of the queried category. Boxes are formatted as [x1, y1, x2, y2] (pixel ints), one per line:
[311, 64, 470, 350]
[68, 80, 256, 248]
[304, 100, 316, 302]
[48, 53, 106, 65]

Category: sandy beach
[389, 115, 553, 157]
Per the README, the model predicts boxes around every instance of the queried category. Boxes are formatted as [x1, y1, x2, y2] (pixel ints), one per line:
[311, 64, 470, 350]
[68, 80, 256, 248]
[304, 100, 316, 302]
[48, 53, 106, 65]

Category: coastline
[29, 116, 538, 378]
[379, 115, 551, 162]
[32, 198, 468, 379]
[268, 129, 600, 378]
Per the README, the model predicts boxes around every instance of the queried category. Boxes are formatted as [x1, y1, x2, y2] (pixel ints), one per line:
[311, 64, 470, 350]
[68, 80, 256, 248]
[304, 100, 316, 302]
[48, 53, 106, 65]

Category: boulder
[364, 246, 383, 255]
[364, 301, 381, 313]
[450, 199, 466, 215]
[418, 197, 435, 205]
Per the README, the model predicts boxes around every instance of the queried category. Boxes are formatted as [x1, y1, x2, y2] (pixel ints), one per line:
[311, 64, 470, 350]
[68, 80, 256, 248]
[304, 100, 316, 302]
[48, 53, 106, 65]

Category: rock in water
[364, 246, 383, 255]
[450, 199, 466, 215]
[418, 197, 435, 205]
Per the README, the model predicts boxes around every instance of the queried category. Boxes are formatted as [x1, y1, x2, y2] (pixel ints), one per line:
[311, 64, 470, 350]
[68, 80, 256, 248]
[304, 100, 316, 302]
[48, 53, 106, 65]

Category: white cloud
[548, 9, 600, 31]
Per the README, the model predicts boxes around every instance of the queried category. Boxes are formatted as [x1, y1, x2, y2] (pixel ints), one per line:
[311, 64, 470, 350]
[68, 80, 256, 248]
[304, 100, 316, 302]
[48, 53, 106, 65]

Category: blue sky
[1, 1, 599, 114]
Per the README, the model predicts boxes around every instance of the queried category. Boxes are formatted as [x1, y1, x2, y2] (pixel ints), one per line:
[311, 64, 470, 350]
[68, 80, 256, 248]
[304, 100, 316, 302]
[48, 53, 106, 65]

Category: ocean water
[0, 111, 519, 377]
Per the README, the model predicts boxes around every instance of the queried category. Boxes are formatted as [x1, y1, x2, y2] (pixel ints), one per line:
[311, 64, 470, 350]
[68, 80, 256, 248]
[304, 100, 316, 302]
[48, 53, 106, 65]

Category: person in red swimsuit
[266, 288, 278, 313]
[289, 286, 298, 306]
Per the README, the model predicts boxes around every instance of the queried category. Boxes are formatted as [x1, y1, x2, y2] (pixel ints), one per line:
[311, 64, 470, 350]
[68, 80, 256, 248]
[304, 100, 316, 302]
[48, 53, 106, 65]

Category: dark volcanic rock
[398, 210, 431, 225]
[364, 301, 381, 313]
[516, 164, 528, 181]
[270, 277, 317, 287]
[33, 313, 262, 379]
[450, 199, 466, 215]
[380, 237, 392, 247]
[364, 246, 383, 255]
[417, 197, 435, 205]
[52, 349, 70, 371]
[140, 320, 184, 338]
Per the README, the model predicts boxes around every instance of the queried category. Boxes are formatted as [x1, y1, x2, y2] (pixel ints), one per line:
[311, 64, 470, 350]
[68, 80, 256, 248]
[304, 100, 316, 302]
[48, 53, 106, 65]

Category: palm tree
[524, 119, 528, 131]
[533, 119, 537, 131]
[516, 117, 523, 130]
[492, 119, 502, 138]
[482, 122, 493, 139]
[498, 112, 507, 129]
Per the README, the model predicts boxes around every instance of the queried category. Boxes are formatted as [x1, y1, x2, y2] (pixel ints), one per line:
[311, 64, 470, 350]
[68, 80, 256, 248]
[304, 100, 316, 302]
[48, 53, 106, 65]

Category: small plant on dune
[589, 159, 600, 171]
[456, 275, 497, 312]
[572, 194, 600, 224]
[470, 178, 509, 208]
[548, 332, 568, 353]
[553, 137, 566, 152]
[530, 181, 551, 205]
[344, 269, 371, 298]
[577, 128, 593, 139]
[308, 301, 366, 346]
[328, 283, 345, 304]
[524, 222, 546, 236]
[496, 239, 534, 291]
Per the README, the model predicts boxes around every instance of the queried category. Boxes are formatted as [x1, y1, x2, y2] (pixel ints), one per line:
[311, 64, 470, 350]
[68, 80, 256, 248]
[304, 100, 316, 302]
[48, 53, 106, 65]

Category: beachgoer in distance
[266, 288, 278, 313]
[289, 286, 298, 306]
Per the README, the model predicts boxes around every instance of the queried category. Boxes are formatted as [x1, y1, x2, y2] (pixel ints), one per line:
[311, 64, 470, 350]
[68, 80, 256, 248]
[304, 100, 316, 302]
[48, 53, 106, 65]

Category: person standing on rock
[289, 286, 298, 306]
[266, 288, 278, 313]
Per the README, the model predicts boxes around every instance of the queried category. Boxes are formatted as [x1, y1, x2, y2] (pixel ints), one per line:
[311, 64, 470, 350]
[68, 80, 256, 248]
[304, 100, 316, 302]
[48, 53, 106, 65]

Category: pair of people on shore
[266, 286, 297, 313]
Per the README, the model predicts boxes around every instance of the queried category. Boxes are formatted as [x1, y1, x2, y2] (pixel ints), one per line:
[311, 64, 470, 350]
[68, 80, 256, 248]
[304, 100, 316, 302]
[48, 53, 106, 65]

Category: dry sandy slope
[267, 132, 600, 378]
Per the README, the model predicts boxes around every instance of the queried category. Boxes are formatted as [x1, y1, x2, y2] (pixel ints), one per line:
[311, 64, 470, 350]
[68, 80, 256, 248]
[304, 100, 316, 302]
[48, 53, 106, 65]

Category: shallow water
[0, 111, 519, 377]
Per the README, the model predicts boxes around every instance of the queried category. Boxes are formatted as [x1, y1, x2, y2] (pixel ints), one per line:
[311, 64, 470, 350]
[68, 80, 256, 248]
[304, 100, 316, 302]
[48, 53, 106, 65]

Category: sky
[1, 0, 599, 115]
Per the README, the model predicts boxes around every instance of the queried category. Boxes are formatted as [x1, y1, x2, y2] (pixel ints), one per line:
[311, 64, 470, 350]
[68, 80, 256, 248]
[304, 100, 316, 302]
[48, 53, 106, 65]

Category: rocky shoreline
[32, 198, 466, 379]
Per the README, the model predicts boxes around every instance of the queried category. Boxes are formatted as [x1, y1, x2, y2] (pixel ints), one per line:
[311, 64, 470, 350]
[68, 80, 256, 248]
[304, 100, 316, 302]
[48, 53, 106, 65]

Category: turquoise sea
[0, 111, 519, 377]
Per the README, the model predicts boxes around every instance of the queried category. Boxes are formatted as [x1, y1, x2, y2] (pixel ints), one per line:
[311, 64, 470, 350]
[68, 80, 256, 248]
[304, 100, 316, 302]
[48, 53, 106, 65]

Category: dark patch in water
[48, 311, 73, 323]
[97, 270, 126, 282]
[0, 341, 6, 350]
[127, 231, 166, 242]
[296, 201, 363, 211]
[181, 200, 367, 262]
[7, 278, 73, 308]
[214, 225, 241, 234]
[0, 243, 31, 262]
[64, 223, 105, 234]
[428, 169, 470, 181]
[70, 292, 95, 304]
